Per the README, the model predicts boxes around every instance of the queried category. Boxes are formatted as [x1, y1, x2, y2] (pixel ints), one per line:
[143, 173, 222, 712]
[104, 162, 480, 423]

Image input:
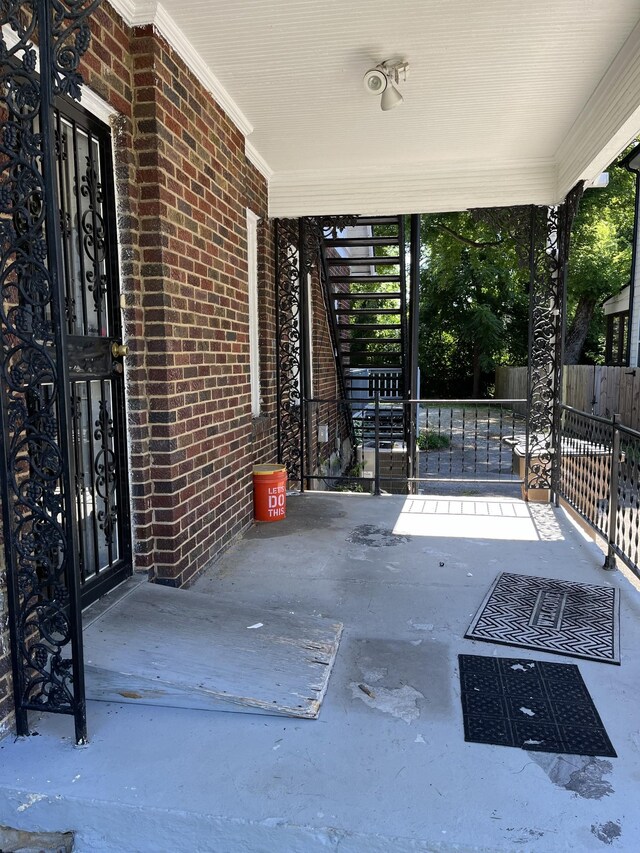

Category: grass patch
[417, 430, 450, 451]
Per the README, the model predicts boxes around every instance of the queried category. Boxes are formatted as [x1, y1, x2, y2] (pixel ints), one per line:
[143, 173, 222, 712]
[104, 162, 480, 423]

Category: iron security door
[55, 99, 132, 607]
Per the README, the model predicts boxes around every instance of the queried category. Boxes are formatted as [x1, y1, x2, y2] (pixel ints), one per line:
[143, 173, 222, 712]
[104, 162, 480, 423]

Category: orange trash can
[253, 464, 287, 522]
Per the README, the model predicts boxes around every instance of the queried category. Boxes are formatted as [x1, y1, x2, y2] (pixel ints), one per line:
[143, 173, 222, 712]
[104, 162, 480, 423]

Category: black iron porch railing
[299, 393, 527, 496]
[558, 405, 640, 577]
[300, 397, 640, 577]
[416, 399, 526, 484]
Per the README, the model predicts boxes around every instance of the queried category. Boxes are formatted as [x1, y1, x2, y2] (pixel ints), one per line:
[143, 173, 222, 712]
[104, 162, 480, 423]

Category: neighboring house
[603, 285, 631, 365]
[619, 142, 640, 368]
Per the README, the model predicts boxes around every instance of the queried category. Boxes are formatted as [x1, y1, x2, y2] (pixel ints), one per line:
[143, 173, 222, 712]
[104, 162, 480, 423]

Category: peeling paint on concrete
[407, 619, 434, 631]
[349, 680, 424, 723]
[505, 826, 546, 845]
[16, 792, 46, 812]
[346, 525, 410, 547]
[360, 667, 386, 684]
[528, 753, 614, 800]
[591, 820, 622, 845]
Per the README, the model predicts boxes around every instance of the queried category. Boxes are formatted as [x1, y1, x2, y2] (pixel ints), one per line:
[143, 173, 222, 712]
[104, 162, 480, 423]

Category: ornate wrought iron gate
[275, 219, 304, 486]
[525, 189, 583, 495]
[56, 99, 131, 607]
[0, 0, 106, 743]
[275, 216, 356, 486]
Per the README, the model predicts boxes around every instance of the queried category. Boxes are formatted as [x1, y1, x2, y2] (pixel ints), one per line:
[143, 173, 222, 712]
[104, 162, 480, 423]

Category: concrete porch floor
[0, 492, 639, 852]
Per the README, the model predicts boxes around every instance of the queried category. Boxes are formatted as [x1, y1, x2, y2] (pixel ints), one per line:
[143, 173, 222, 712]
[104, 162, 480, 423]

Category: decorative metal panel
[526, 185, 583, 492]
[275, 217, 357, 486]
[275, 219, 303, 485]
[55, 102, 130, 602]
[0, 0, 101, 744]
[525, 205, 559, 491]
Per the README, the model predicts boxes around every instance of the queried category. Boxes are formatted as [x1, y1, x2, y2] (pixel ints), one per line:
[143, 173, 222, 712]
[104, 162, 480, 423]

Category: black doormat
[466, 572, 620, 664]
[459, 654, 616, 757]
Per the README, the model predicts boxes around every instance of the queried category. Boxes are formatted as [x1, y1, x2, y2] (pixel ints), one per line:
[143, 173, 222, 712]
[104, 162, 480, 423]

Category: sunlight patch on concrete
[392, 496, 564, 542]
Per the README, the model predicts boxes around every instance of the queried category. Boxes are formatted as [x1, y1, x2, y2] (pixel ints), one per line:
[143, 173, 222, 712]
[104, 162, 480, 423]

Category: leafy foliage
[565, 160, 635, 363]
[416, 430, 450, 451]
[347, 223, 404, 369]
[419, 212, 529, 397]
[418, 157, 636, 393]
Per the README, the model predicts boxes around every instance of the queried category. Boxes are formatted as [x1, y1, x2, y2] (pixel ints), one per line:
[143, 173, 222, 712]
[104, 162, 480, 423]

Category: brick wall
[79, 5, 280, 582]
[125, 25, 279, 586]
[0, 2, 282, 735]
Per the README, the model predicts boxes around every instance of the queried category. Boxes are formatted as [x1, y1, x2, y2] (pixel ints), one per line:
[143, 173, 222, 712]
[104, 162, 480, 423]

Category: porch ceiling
[111, 0, 640, 216]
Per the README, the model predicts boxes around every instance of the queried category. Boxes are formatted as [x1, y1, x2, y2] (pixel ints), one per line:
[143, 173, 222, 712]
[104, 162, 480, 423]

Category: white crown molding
[81, 86, 118, 124]
[556, 17, 640, 199]
[245, 141, 273, 181]
[108, 0, 157, 27]
[107, 0, 253, 137]
[268, 159, 558, 218]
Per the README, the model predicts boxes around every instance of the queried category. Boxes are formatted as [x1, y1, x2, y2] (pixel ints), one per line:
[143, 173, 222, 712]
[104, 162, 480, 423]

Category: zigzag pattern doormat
[466, 572, 620, 664]
[459, 654, 617, 757]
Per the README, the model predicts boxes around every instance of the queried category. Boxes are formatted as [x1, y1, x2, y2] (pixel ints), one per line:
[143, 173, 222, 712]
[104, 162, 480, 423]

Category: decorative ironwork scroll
[275, 219, 303, 485]
[0, 0, 100, 744]
[525, 184, 583, 493]
[275, 217, 357, 486]
[94, 397, 117, 551]
[550, 182, 584, 492]
[525, 205, 560, 491]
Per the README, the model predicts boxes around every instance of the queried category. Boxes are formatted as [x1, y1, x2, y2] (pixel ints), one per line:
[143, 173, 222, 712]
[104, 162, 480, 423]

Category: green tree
[419, 212, 529, 397]
[347, 223, 404, 370]
[565, 161, 635, 363]
[418, 157, 636, 394]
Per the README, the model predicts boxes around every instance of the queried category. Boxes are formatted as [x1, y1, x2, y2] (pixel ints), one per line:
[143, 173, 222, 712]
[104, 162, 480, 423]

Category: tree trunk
[564, 296, 597, 364]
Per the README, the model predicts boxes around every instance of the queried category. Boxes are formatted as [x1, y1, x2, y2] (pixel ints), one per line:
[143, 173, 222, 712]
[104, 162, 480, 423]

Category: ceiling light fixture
[363, 59, 409, 111]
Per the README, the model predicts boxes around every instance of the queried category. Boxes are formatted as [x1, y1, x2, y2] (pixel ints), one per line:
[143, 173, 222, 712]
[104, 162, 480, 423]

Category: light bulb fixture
[381, 83, 403, 111]
[363, 59, 408, 111]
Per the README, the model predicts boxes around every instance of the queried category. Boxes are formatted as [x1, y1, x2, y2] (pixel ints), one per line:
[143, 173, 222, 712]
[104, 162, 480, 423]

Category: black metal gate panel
[55, 100, 131, 607]
[275, 216, 357, 487]
[0, 0, 104, 743]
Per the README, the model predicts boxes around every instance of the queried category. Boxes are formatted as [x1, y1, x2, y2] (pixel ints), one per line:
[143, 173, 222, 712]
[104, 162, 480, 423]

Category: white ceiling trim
[107, 0, 255, 138]
[245, 142, 273, 180]
[557, 17, 640, 198]
[269, 160, 557, 218]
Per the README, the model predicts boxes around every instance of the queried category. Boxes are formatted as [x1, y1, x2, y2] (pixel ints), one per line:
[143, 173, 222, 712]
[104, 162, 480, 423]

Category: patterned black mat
[466, 572, 620, 664]
[459, 654, 616, 757]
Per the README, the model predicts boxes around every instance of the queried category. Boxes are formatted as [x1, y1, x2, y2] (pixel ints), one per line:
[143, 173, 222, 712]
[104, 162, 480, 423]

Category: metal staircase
[321, 216, 409, 446]
[322, 216, 407, 380]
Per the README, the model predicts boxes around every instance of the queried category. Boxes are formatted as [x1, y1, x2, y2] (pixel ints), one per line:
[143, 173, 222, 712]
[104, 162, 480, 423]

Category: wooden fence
[495, 365, 640, 432]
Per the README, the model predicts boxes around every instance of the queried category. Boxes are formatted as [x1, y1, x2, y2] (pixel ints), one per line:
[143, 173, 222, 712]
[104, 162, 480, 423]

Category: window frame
[246, 209, 261, 417]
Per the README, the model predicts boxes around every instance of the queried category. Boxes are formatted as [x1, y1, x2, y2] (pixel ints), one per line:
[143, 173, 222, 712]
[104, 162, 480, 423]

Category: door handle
[111, 342, 129, 358]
